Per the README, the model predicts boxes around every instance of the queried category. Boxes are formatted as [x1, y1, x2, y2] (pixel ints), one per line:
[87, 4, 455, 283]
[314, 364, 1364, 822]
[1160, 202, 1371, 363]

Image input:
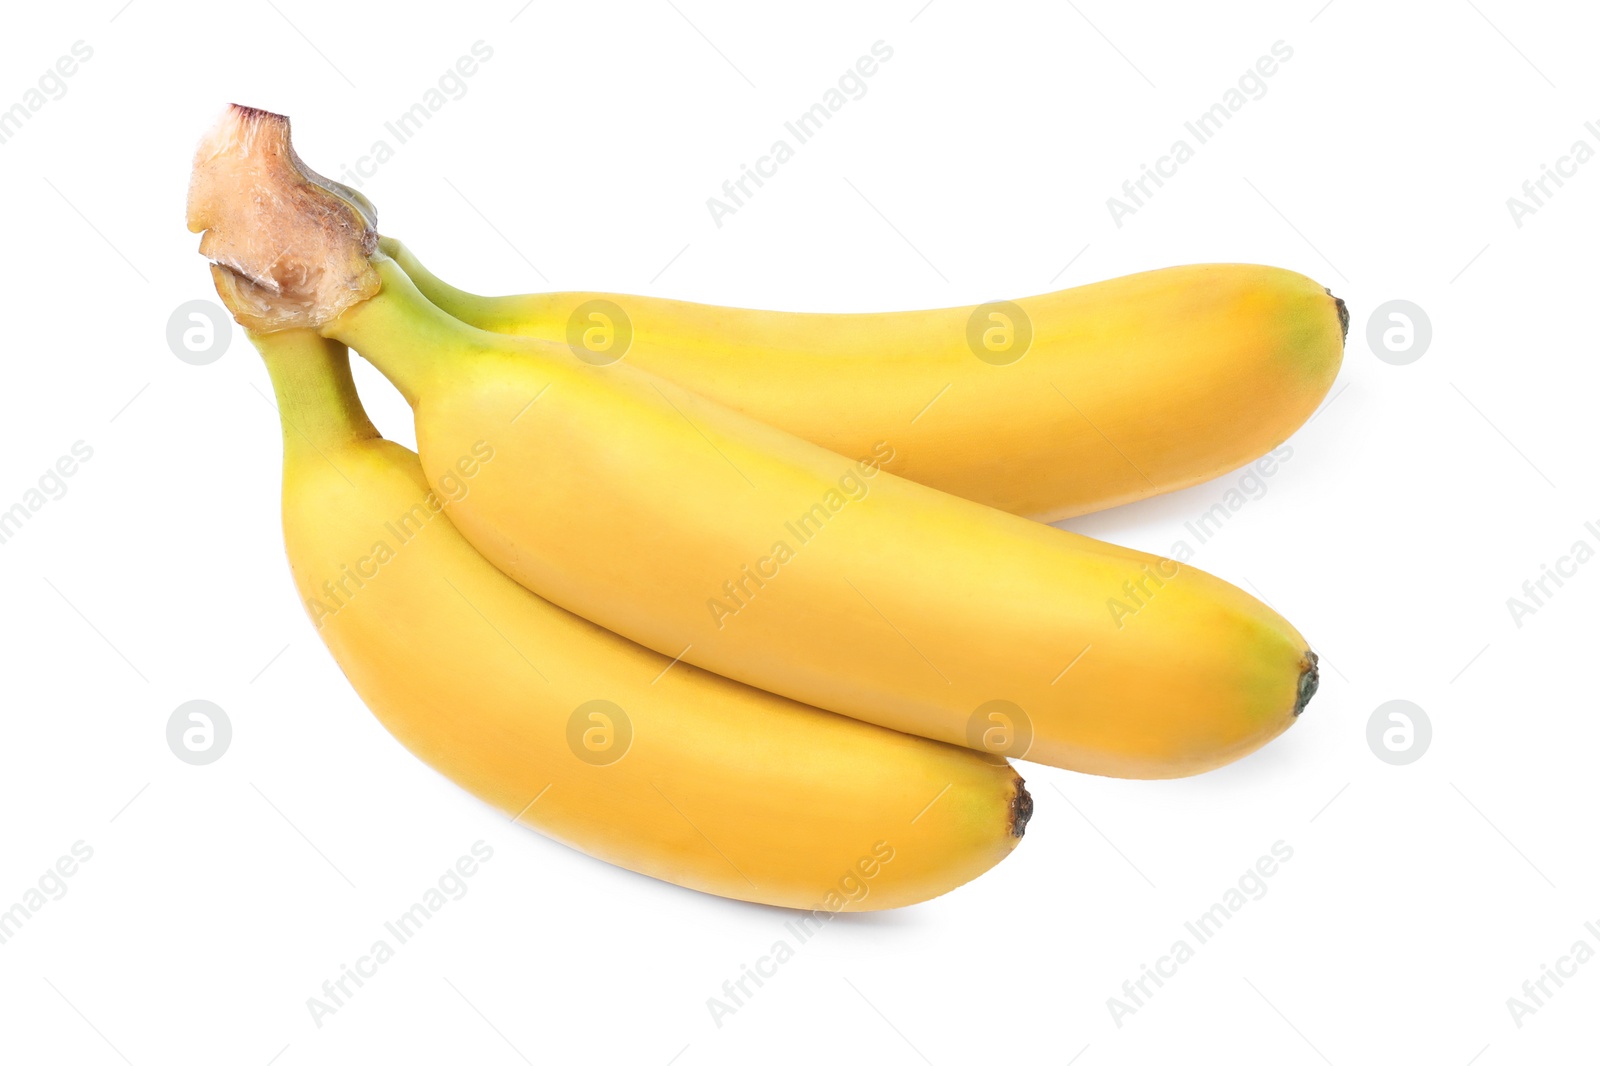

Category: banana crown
[187, 104, 380, 333]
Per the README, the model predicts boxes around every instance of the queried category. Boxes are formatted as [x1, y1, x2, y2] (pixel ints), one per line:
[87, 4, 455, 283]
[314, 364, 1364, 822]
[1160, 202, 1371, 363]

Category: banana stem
[250, 330, 379, 453]
[322, 256, 503, 407]
[378, 237, 513, 328]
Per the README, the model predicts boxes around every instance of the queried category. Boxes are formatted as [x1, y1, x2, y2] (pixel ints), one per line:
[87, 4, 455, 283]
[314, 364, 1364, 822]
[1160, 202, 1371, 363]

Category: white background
[1, 1, 1596, 1063]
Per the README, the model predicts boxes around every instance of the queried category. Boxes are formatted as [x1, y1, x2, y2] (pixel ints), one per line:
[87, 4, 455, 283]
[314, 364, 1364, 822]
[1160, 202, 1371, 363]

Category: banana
[379, 237, 1345, 523]
[191, 105, 1319, 780]
[252, 325, 1027, 910]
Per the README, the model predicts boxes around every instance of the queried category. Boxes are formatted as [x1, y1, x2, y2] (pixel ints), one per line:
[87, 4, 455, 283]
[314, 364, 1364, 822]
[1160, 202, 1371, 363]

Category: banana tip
[1294, 651, 1320, 716]
[1326, 288, 1349, 343]
[1010, 777, 1033, 838]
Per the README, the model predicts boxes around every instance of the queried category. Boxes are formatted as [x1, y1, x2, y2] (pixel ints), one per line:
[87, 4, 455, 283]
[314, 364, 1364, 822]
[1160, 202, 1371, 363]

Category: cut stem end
[187, 104, 380, 332]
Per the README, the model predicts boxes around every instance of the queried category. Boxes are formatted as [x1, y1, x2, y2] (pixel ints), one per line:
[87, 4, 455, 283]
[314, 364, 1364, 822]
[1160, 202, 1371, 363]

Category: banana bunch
[189, 105, 1343, 910]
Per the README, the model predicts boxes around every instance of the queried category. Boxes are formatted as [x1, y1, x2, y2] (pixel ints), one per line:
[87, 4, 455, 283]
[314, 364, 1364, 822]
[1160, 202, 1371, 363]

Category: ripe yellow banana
[253, 326, 1027, 910]
[379, 237, 1345, 522]
[192, 105, 1319, 780]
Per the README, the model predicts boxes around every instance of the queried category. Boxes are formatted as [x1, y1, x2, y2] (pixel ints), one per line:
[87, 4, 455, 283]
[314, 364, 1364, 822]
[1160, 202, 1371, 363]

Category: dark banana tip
[1326, 288, 1349, 343]
[1010, 777, 1033, 838]
[1294, 651, 1320, 716]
